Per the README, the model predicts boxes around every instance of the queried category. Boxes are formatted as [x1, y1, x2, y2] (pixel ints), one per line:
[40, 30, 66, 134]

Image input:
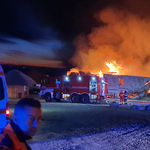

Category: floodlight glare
[64, 76, 69, 81]
[101, 79, 104, 83]
[78, 76, 82, 81]
[92, 76, 96, 80]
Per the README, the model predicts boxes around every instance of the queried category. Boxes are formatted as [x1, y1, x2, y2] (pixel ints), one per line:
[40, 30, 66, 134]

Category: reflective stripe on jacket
[119, 93, 125, 97]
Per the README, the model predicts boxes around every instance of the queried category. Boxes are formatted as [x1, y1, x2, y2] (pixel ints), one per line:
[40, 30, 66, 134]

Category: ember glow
[106, 60, 122, 75]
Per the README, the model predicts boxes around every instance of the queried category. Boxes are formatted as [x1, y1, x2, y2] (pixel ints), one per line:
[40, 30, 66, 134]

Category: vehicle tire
[81, 94, 90, 103]
[54, 91, 62, 102]
[71, 93, 80, 103]
[44, 93, 51, 102]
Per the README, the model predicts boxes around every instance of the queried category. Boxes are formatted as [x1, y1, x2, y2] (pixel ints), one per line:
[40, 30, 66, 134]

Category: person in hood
[0, 98, 42, 150]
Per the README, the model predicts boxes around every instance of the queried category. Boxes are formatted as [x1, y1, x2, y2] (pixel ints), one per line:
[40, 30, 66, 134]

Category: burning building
[65, 63, 150, 99]
[104, 74, 150, 99]
[67, 1, 150, 99]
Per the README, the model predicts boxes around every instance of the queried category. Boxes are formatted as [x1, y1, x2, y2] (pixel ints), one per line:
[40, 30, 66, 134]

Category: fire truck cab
[40, 73, 108, 103]
[0, 65, 10, 133]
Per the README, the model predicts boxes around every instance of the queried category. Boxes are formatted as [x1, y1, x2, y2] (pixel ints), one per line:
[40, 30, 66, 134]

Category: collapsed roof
[104, 74, 150, 94]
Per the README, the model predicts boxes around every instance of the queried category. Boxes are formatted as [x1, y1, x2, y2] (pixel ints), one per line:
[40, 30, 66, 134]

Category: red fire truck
[40, 73, 108, 103]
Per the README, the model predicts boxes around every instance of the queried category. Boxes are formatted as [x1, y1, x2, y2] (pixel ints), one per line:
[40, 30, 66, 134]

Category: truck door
[63, 76, 70, 92]
[89, 79, 97, 93]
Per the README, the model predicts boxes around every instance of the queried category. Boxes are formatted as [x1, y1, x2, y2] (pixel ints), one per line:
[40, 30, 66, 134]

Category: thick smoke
[70, 0, 150, 77]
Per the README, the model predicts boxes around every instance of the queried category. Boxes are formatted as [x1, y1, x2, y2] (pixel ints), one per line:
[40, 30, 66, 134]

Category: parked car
[0, 65, 10, 133]
[29, 86, 40, 94]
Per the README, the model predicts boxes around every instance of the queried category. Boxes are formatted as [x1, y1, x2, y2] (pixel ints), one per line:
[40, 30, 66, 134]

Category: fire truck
[40, 73, 108, 103]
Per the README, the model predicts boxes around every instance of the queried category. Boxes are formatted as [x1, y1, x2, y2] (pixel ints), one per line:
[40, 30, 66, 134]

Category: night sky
[1, 0, 150, 77]
[0, 0, 104, 68]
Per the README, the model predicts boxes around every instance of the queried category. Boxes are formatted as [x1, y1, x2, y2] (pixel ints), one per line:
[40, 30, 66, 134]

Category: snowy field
[28, 99, 150, 150]
[29, 125, 150, 150]
[10, 97, 150, 149]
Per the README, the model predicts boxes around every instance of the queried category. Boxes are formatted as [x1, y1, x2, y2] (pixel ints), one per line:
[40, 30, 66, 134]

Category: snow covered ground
[28, 99, 150, 150]
[29, 125, 150, 150]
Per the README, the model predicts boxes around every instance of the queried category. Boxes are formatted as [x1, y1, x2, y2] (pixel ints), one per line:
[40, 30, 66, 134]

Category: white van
[0, 65, 10, 133]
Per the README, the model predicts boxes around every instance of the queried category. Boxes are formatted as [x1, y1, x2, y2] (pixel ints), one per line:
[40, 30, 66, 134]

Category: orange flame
[145, 81, 150, 85]
[91, 70, 103, 77]
[68, 60, 122, 77]
[99, 71, 103, 78]
[106, 60, 122, 75]
[67, 68, 104, 78]
[147, 89, 150, 93]
[67, 68, 80, 76]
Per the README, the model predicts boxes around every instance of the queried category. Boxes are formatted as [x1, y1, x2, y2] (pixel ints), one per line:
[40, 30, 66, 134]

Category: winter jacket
[0, 121, 32, 150]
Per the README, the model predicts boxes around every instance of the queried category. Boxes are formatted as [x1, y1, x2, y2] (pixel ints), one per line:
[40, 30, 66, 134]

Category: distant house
[5, 69, 36, 98]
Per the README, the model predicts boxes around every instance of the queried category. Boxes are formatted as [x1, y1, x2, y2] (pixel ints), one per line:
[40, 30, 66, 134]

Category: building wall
[7, 85, 29, 98]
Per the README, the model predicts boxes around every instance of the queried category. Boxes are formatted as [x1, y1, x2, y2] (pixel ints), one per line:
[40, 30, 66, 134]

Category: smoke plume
[70, 0, 150, 77]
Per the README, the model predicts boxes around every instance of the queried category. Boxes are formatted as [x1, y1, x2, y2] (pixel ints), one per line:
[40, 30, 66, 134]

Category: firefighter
[0, 98, 42, 150]
[124, 90, 128, 104]
[119, 90, 125, 104]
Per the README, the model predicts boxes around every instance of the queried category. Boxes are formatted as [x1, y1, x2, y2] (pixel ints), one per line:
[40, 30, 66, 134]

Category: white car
[39, 88, 54, 102]
[0, 65, 10, 133]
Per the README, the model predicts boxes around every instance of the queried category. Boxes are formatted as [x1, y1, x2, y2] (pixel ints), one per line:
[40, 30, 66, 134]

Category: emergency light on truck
[64, 76, 69, 81]
[77, 76, 82, 81]
[92, 76, 96, 80]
